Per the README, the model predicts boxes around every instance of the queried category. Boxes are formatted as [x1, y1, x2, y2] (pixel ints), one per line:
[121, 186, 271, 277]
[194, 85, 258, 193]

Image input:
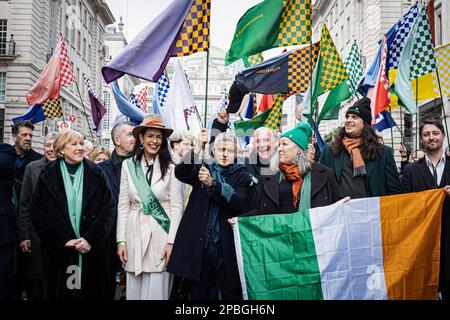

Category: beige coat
[117, 156, 183, 275]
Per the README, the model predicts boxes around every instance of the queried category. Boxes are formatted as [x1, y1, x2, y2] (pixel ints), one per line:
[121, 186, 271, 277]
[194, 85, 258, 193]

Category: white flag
[163, 60, 201, 136]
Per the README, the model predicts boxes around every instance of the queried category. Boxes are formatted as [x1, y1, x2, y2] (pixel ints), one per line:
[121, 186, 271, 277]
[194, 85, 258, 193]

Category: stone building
[0, 0, 114, 151]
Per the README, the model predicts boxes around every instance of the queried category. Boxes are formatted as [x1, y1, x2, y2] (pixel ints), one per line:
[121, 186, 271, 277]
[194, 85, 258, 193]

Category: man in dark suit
[10, 120, 43, 299]
[401, 118, 450, 300]
[17, 132, 57, 300]
[0, 143, 16, 299]
[99, 121, 135, 300]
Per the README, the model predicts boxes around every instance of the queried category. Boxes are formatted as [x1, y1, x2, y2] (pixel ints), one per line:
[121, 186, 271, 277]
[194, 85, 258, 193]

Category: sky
[104, 0, 262, 52]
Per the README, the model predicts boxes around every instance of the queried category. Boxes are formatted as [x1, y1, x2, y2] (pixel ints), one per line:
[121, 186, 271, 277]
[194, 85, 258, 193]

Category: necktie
[146, 163, 154, 186]
[432, 159, 441, 187]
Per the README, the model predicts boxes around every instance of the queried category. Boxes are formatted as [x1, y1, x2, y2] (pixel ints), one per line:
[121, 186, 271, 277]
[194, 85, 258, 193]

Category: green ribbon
[126, 158, 171, 234]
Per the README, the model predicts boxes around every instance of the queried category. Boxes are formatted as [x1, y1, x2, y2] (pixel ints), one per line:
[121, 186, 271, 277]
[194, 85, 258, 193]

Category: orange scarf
[280, 164, 303, 208]
[342, 137, 366, 176]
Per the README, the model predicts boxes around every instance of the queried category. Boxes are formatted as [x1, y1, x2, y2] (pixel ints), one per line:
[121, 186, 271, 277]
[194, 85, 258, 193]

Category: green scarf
[60, 160, 84, 276]
[298, 172, 311, 212]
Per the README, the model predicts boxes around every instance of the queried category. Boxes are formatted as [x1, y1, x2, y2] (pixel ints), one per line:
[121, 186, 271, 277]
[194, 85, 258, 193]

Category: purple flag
[84, 76, 106, 132]
[102, 0, 194, 83]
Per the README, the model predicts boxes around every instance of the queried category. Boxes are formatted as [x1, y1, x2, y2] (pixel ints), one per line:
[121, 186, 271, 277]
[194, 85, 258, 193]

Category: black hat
[345, 97, 372, 125]
[227, 81, 249, 114]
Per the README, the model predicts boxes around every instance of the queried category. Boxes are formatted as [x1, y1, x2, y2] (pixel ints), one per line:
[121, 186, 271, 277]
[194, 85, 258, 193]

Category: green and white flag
[394, 5, 436, 114]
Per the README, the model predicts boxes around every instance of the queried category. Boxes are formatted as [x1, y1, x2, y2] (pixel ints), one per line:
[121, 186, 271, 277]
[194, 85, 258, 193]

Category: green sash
[126, 158, 171, 234]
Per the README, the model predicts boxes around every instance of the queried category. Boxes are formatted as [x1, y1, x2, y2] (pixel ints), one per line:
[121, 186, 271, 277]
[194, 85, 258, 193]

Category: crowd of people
[1, 97, 449, 301]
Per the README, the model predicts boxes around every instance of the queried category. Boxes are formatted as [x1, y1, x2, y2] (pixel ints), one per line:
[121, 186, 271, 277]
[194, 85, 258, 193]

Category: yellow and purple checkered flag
[172, 0, 210, 57]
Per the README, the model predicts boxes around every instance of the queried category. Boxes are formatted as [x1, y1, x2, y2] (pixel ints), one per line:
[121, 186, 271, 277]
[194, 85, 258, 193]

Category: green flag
[225, 0, 311, 66]
[302, 25, 348, 123]
[394, 5, 436, 114]
[234, 94, 286, 134]
[317, 41, 363, 124]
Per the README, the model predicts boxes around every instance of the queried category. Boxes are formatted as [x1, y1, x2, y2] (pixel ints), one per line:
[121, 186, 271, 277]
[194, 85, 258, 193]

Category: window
[0, 20, 7, 55]
[77, 31, 81, 52]
[102, 91, 111, 130]
[88, 44, 91, 64]
[346, 16, 350, 45]
[83, 38, 87, 58]
[0, 72, 6, 102]
[89, 16, 94, 34]
[105, 46, 110, 60]
[83, 9, 87, 26]
[0, 108, 4, 142]
[436, 11, 442, 45]
[65, 15, 70, 40]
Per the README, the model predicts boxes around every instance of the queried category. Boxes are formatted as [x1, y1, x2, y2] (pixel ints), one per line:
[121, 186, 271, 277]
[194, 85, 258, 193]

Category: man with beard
[320, 97, 400, 198]
[11, 120, 43, 299]
[401, 118, 450, 300]
[99, 121, 135, 300]
[17, 132, 57, 300]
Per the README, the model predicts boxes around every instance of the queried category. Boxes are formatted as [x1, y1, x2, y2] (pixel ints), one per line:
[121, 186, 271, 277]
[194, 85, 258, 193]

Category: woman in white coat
[116, 114, 183, 300]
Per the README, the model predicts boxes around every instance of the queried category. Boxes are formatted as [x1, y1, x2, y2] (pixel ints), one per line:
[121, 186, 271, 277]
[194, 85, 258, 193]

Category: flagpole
[415, 78, 419, 156]
[311, 31, 316, 124]
[75, 81, 95, 141]
[389, 105, 395, 150]
[435, 68, 450, 150]
[204, 50, 210, 128]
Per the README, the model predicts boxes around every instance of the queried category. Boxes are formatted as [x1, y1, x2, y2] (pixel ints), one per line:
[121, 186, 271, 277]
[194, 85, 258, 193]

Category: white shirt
[425, 152, 446, 186]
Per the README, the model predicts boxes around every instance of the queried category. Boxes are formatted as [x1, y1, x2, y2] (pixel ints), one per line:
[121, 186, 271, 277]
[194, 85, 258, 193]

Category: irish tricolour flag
[233, 189, 444, 300]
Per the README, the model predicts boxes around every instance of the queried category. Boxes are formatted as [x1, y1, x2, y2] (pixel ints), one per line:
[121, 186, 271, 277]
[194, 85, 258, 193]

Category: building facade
[311, 0, 450, 163]
[0, 0, 114, 151]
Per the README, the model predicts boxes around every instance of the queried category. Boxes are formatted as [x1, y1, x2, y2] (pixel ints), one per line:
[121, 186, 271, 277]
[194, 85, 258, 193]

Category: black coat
[246, 163, 342, 215]
[18, 157, 48, 279]
[401, 156, 450, 282]
[167, 153, 251, 295]
[31, 159, 116, 300]
[14, 148, 43, 202]
[320, 144, 400, 197]
[0, 143, 16, 245]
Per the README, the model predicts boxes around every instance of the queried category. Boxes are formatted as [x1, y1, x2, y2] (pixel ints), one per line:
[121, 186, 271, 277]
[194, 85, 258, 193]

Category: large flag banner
[303, 25, 349, 123]
[102, 0, 210, 83]
[226, 0, 311, 66]
[233, 189, 444, 300]
[234, 42, 320, 95]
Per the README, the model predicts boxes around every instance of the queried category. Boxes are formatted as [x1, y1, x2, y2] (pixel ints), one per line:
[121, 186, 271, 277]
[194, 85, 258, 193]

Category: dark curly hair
[330, 125, 383, 161]
[132, 128, 173, 181]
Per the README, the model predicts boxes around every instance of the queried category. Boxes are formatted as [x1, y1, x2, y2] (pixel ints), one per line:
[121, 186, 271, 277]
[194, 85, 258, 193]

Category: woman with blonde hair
[89, 146, 111, 164]
[31, 129, 116, 300]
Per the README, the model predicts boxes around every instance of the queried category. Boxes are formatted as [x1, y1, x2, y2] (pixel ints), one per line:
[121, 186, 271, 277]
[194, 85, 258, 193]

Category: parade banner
[233, 189, 444, 300]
